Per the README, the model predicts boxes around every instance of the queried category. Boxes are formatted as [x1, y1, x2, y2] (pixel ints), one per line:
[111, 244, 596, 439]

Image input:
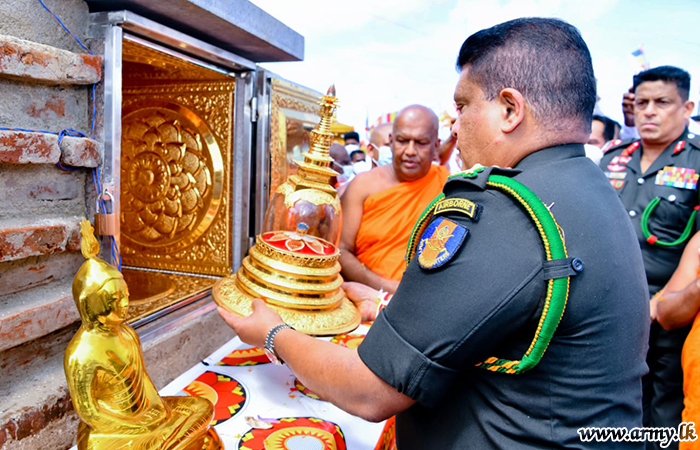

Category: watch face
[264, 347, 282, 365]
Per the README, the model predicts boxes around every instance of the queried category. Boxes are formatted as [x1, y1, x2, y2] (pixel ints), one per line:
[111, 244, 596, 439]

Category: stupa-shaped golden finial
[213, 86, 360, 336]
[291, 84, 340, 191]
[65, 219, 222, 449]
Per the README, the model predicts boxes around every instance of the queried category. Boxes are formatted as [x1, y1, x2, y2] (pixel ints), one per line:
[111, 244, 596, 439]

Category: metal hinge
[250, 96, 258, 122]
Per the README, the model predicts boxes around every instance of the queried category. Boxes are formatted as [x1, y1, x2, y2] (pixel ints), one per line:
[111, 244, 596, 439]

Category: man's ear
[683, 100, 695, 120]
[499, 88, 525, 133]
[432, 138, 441, 161]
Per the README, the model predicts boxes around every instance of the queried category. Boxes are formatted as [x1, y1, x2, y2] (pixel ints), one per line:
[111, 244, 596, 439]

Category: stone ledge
[0, 130, 100, 167]
[0, 302, 232, 449]
[0, 388, 75, 447]
[0, 412, 79, 450]
[0, 277, 77, 352]
[0, 217, 82, 263]
[0, 322, 78, 449]
[0, 35, 101, 85]
[0, 303, 232, 448]
[59, 135, 100, 168]
[0, 252, 84, 297]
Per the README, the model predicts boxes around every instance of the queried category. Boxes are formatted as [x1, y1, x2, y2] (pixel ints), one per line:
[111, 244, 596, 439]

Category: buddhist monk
[339, 105, 448, 293]
[655, 231, 700, 449]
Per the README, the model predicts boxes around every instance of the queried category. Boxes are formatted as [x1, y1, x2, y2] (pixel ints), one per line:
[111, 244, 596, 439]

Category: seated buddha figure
[64, 220, 221, 450]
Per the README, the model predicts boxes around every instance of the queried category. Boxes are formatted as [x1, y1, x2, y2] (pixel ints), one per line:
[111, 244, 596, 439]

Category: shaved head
[370, 123, 393, 148]
[330, 143, 351, 166]
[394, 105, 439, 139]
[390, 105, 440, 182]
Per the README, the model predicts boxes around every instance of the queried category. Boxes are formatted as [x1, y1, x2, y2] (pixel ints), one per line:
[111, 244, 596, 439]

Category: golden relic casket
[213, 86, 361, 335]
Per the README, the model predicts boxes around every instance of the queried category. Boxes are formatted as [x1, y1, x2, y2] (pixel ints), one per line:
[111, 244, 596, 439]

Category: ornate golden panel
[122, 39, 230, 82]
[123, 269, 217, 322]
[269, 78, 323, 195]
[121, 80, 234, 276]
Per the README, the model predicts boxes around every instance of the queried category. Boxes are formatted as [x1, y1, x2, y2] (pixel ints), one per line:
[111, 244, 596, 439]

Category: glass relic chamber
[213, 86, 361, 335]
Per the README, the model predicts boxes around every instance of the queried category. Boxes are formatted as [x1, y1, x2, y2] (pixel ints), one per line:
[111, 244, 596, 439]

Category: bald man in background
[339, 105, 449, 293]
[368, 123, 393, 165]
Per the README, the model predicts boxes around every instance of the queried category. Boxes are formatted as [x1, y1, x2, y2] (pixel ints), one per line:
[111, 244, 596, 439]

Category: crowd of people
[219, 17, 700, 449]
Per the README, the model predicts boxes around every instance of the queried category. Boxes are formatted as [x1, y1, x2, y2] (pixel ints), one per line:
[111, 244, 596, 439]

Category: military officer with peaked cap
[600, 65, 698, 449]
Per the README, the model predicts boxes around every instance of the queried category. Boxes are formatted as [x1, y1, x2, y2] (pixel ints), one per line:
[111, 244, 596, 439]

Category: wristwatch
[264, 323, 293, 365]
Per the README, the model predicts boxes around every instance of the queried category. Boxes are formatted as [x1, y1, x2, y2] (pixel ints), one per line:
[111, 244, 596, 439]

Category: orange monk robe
[354, 164, 449, 281]
[681, 313, 700, 450]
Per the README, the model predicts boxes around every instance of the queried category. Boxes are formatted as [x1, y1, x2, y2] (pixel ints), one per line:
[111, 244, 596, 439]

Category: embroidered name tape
[434, 198, 483, 221]
[605, 171, 627, 180]
[417, 217, 468, 270]
[655, 166, 699, 190]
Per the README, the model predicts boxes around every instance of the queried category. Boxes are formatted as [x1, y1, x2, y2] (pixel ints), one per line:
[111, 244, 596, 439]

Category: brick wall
[0, 1, 99, 448]
[0, 2, 237, 449]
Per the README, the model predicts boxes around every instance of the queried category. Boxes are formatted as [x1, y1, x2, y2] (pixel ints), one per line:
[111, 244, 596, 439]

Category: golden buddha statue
[213, 86, 361, 335]
[64, 220, 222, 450]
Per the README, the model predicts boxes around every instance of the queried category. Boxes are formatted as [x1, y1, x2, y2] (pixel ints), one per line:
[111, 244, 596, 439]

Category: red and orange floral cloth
[158, 323, 390, 449]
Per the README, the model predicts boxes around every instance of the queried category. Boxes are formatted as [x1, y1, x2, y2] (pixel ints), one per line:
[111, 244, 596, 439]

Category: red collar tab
[673, 141, 686, 155]
[621, 141, 640, 157]
[602, 139, 623, 154]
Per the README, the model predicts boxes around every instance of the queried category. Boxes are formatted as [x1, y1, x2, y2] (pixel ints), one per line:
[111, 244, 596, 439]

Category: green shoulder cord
[640, 197, 699, 246]
[475, 175, 570, 374]
[404, 171, 571, 375]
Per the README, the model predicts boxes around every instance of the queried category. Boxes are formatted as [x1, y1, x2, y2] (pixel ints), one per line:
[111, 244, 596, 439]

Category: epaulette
[445, 164, 520, 191]
[683, 131, 700, 150]
[602, 138, 636, 154]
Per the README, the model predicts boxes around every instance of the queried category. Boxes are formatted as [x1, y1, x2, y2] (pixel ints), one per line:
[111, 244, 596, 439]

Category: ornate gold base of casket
[212, 232, 361, 336]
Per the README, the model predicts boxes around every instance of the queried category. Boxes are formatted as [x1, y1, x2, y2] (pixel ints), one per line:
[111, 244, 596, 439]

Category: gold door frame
[268, 77, 323, 195]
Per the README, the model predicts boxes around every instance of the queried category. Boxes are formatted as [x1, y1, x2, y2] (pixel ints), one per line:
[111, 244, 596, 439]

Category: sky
[250, 0, 700, 141]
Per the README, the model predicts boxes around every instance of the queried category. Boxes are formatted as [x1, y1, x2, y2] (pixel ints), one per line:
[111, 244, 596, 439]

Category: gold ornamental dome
[213, 86, 360, 335]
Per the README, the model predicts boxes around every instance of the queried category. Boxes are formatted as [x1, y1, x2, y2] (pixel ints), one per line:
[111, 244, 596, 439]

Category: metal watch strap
[264, 323, 293, 364]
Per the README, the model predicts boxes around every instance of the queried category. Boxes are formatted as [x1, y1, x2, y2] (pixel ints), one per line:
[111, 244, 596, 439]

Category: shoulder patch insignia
[417, 217, 468, 270]
[686, 132, 700, 150]
[434, 197, 483, 221]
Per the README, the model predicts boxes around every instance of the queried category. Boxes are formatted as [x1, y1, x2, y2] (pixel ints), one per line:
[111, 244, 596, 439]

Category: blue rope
[37, 0, 93, 56]
[57, 129, 87, 171]
[112, 237, 122, 271]
[0, 126, 55, 134]
[23, 1, 119, 269]
[90, 84, 96, 139]
[91, 163, 122, 270]
[0, 126, 87, 170]
[57, 128, 87, 144]
[35, 0, 97, 138]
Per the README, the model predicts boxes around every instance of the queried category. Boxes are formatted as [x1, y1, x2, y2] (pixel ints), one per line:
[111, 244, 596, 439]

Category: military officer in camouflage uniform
[600, 65, 698, 450]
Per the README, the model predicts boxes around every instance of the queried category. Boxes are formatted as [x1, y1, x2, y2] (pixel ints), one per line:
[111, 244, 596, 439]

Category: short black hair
[592, 114, 621, 142]
[633, 66, 691, 101]
[349, 149, 366, 161]
[343, 131, 360, 142]
[456, 17, 596, 130]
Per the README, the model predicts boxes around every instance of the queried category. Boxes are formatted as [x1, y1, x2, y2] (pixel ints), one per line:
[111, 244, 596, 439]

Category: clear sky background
[250, 0, 700, 140]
